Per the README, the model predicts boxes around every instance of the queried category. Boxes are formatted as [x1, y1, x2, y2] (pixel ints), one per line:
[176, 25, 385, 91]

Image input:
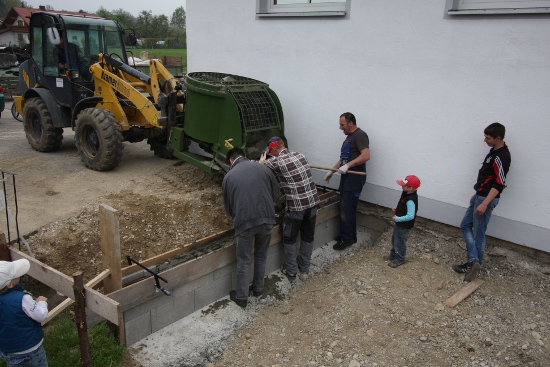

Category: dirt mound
[25, 164, 232, 282]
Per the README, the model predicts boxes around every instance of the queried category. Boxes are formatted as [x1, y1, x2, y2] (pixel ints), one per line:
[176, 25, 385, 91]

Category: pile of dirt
[25, 164, 232, 283]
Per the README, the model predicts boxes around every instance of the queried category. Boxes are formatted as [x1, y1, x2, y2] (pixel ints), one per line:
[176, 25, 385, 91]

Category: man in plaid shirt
[265, 137, 320, 278]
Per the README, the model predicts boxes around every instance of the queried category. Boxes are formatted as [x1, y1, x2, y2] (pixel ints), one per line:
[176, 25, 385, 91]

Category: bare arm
[475, 187, 499, 215]
[346, 148, 370, 168]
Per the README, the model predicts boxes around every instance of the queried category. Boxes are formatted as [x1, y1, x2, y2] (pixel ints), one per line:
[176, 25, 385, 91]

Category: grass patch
[0, 315, 126, 367]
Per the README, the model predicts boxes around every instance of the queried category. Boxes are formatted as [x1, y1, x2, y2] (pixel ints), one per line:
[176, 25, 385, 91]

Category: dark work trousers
[282, 207, 318, 275]
[235, 223, 273, 301]
[338, 173, 366, 243]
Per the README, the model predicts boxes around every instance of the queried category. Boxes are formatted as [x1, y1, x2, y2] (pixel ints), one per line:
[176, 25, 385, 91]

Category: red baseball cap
[267, 136, 282, 153]
[396, 175, 421, 189]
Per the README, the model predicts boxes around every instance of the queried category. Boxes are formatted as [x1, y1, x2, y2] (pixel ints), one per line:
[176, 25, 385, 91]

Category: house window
[256, 0, 348, 17]
[448, 0, 550, 14]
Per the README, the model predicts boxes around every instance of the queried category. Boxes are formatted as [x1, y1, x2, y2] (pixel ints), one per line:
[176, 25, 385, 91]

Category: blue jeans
[282, 207, 317, 275]
[460, 194, 499, 265]
[0, 344, 48, 367]
[235, 223, 273, 301]
[390, 225, 410, 262]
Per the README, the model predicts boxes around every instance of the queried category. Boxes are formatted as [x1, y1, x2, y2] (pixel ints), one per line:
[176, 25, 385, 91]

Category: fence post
[0, 230, 10, 261]
[73, 271, 92, 367]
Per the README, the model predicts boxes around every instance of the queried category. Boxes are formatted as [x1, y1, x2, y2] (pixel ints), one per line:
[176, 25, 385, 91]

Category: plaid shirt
[265, 149, 320, 211]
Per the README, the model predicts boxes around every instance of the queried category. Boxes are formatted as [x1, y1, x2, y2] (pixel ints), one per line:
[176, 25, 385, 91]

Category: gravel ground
[128, 210, 550, 367]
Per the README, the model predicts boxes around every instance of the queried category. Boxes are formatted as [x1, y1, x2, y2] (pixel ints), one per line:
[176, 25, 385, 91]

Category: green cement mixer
[169, 72, 286, 172]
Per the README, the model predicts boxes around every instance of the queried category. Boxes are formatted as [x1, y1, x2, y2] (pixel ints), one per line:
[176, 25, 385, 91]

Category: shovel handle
[309, 165, 366, 176]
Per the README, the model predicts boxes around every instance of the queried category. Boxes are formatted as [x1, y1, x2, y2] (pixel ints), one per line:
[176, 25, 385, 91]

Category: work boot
[383, 254, 394, 261]
[335, 235, 357, 244]
[333, 240, 353, 251]
[280, 264, 297, 278]
[229, 290, 247, 308]
[388, 259, 405, 268]
[464, 260, 481, 282]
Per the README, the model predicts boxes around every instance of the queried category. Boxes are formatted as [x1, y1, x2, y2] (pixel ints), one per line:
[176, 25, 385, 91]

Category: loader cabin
[28, 12, 129, 107]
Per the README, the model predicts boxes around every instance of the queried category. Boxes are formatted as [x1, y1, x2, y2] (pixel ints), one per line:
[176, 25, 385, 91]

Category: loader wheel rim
[29, 113, 43, 140]
[81, 124, 100, 157]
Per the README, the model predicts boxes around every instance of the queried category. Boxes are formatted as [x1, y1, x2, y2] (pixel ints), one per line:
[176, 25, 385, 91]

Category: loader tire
[75, 108, 124, 171]
[23, 97, 63, 152]
[147, 137, 174, 159]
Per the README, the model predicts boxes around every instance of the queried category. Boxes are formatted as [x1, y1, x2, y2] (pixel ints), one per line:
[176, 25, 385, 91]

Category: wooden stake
[444, 279, 485, 308]
[0, 230, 10, 261]
[73, 271, 92, 367]
[99, 204, 122, 294]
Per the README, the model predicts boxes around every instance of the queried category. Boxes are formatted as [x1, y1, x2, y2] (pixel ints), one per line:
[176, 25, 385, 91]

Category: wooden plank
[43, 269, 111, 325]
[10, 249, 121, 325]
[110, 244, 237, 311]
[121, 228, 234, 277]
[99, 204, 122, 294]
[318, 190, 337, 201]
[444, 279, 485, 308]
[316, 201, 340, 224]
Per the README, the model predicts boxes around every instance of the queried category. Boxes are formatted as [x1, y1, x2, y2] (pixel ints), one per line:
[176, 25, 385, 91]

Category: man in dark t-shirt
[325, 112, 370, 250]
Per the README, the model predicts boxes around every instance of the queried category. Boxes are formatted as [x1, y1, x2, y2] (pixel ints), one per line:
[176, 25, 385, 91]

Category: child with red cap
[385, 175, 421, 268]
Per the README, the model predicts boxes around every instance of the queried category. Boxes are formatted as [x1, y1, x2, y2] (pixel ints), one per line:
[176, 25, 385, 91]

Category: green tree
[151, 14, 169, 38]
[135, 10, 153, 38]
[0, 0, 21, 17]
[170, 6, 186, 29]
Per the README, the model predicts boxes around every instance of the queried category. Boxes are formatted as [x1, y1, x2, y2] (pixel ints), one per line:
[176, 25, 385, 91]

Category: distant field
[127, 48, 188, 71]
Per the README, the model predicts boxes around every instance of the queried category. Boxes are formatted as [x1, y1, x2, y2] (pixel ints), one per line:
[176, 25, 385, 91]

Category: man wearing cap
[453, 122, 511, 282]
[0, 259, 49, 366]
[264, 137, 320, 278]
[222, 147, 281, 308]
[325, 112, 370, 250]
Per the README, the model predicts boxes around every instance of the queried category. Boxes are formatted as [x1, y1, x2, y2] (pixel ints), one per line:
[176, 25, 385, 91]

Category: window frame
[448, 0, 550, 15]
[256, 0, 348, 17]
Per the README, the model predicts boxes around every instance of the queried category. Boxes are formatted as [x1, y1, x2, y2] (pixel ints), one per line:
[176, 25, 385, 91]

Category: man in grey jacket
[222, 148, 281, 307]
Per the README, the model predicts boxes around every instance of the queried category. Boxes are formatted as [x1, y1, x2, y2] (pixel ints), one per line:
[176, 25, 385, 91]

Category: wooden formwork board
[9, 249, 121, 325]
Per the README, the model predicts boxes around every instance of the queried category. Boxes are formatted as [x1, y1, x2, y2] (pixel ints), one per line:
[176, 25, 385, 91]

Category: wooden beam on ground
[10, 248, 121, 325]
[444, 279, 485, 308]
[121, 228, 234, 277]
[318, 190, 337, 201]
[99, 204, 122, 294]
[43, 269, 111, 325]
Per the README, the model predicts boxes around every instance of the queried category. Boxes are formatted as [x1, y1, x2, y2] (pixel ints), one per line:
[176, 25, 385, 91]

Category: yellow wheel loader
[14, 11, 185, 171]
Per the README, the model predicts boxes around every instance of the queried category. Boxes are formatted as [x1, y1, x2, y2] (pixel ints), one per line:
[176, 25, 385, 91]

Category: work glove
[259, 151, 267, 164]
[338, 164, 350, 175]
[324, 171, 334, 183]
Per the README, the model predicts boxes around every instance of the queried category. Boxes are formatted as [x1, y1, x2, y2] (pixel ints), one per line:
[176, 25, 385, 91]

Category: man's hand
[475, 202, 488, 215]
[338, 164, 350, 174]
[324, 171, 334, 183]
[391, 215, 396, 222]
[259, 152, 267, 164]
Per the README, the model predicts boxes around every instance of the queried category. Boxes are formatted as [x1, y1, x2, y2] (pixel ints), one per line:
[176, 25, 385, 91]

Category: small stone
[521, 343, 529, 350]
[531, 331, 542, 340]
[433, 257, 440, 264]
[484, 338, 493, 346]
[419, 336, 428, 342]
[366, 329, 374, 337]
[434, 303, 445, 311]
[348, 360, 360, 367]
[245, 333, 252, 339]
[299, 273, 308, 281]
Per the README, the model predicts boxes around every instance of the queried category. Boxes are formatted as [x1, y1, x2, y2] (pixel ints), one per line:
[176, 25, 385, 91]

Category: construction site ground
[1, 102, 549, 367]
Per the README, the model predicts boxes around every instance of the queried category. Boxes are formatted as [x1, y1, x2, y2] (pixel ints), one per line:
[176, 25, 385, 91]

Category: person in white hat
[0, 259, 49, 366]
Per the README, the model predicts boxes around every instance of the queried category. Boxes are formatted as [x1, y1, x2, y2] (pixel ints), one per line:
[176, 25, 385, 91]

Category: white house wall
[186, 0, 550, 252]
